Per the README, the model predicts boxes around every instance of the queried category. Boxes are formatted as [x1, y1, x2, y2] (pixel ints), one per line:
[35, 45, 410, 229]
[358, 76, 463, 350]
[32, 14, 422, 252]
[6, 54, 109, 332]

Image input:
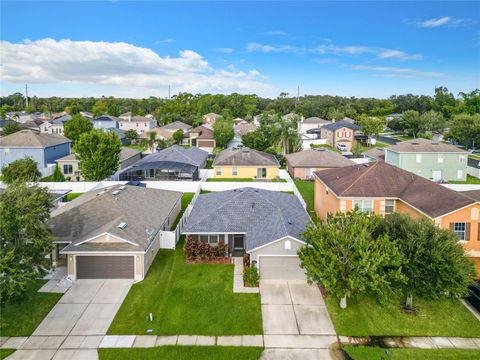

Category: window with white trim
[437, 154, 444, 163]
[385, 199, 395, 214]
[232, 167, 238, 176]
[284, 240, 291, 250]
[460, 155, 465, 163]
[216, 167, 222, 176]
[353, 199, 373, 213]
[457, 170, 463, 179]
[453, 222, 466, 241]
[416, 154, 422, 163]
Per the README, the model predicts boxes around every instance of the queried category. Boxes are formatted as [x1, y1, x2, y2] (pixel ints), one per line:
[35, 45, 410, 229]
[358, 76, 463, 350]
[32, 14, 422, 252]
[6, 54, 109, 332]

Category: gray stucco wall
[0, 147, 44, 174]
[249, 236, 305, 263]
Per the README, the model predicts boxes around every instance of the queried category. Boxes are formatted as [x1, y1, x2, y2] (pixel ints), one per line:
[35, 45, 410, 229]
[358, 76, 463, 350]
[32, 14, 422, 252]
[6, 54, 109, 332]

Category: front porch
[187, 233, 246, 257]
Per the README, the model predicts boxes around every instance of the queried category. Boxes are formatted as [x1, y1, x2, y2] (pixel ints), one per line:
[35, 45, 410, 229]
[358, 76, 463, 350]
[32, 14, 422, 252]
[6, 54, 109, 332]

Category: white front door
[432, 170, 442, 181]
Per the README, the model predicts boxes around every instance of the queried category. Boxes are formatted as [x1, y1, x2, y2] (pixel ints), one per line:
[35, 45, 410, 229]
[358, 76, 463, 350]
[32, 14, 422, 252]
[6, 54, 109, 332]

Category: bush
[184, 235, 228, 260]
[243, 264, 259, 287]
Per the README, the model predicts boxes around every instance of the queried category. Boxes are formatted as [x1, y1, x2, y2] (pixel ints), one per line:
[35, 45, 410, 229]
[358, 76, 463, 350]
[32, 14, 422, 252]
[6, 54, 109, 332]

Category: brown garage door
[259, 256, 306, 281]
[76, 256, 134, 279]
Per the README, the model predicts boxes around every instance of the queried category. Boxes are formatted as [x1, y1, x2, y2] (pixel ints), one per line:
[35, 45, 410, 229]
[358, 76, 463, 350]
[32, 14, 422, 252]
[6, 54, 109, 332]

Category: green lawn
[66, 192, 83, 202]
[0, 280, 62, 337]
[125, 144, 146, 151]
[206, 178, 254, 182]
[204, 159, 214, 169]
[325, 296, 480, 337]
[449, 175, 480, 184]
[108, 241, 262, 335]
[98, 346, 263, 360]
[343, 346, 480, 360]
[310, 144, 340, 153]
[171, 192, 195, 229]
[0, 349, 15, 360]
[294, 180, 315, 218]
[469, 155, 480, 161]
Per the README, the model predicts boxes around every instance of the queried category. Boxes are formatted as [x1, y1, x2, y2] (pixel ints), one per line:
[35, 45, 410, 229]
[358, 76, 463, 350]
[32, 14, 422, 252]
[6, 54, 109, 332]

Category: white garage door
[259, 256, 306, 281]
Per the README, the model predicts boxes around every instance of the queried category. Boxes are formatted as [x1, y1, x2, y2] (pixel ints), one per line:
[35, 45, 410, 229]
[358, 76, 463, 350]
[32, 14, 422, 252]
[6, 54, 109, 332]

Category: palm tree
[146, 131, 157, 153]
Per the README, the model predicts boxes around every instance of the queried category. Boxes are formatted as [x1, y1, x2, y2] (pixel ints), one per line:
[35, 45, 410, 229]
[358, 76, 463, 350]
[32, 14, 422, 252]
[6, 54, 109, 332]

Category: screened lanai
[119, 160, 199, 181]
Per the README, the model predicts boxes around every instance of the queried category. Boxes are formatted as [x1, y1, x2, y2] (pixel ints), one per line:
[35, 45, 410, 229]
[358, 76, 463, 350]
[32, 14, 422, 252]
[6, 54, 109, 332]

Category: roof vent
[363, 163, 369, 167]
[316, 148, 326, 152]
[241, 147, 250, 153]
[412, 141, 419, 145]
[239, 189, 244, 192]
[287, 218, 293, 224]
[431, 142, 439, 145]
[119, 185, 126, 190]
[117, 222, 127, 229]
[254, 189, 259, 192]
[252, 202, 255, 208]
[112, 190, 120, 196]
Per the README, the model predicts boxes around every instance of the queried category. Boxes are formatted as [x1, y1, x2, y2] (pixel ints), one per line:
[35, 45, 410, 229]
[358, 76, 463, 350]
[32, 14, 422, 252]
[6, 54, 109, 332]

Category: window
[216, 167, 222, 176]
[232, 167, 238, 176]
[284, 240, 291, 250]
[438, 154, 444, 163]
[200, 235, 218, 244]
[416, 154, 422, 163]
[257, 167, 267, 178]
[4, 149, 10, 155]
[457, 170, 464, 179]
[353, 199, 373, 213]
[149, 168, 155, 178]
[63, 164, 73, 174]
[453, 222, 466, 241]
[346, 131, 350, 137]
[385, 199, 395, 214]
[460, 155, 465, 163]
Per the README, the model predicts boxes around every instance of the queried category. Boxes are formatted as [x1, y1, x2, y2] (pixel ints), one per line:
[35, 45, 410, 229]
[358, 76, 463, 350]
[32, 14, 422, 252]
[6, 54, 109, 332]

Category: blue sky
[1, 1, 479, 99]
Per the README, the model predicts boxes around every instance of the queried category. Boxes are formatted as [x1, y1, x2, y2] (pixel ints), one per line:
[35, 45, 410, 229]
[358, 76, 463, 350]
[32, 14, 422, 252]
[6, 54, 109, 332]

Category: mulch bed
[186, 257, 232, 264]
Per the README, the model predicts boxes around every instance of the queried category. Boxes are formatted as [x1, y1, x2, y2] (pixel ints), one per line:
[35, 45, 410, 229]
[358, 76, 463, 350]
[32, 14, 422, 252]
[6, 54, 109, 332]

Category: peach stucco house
[320, 120, 361, 151]
[313, 161, 480, 273]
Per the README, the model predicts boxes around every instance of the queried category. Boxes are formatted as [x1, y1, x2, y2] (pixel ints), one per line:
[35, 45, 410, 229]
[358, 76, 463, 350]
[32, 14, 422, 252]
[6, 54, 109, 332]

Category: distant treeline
[1, 87, 479, 125]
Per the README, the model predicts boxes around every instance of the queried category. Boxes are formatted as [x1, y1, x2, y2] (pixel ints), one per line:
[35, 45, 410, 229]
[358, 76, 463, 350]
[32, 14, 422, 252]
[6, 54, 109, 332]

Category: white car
[336, 143, 348, 152]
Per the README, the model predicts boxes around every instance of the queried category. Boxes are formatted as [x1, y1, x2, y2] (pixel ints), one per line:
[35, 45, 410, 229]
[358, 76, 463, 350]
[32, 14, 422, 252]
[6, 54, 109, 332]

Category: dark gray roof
[161, 121, 192, 132]
[51, 185, 182, 252]
[51, 115, 72, 125]
[105, 127, 126, 139]
[93, 115, 120, 122]
[129, 145, 207, 168]
[468, 157, 480, 169]
[322, 120, 360, 132]
[214, 148, 279, 167]
[183, 188, 310, 251]
[303, 117, 330, 125]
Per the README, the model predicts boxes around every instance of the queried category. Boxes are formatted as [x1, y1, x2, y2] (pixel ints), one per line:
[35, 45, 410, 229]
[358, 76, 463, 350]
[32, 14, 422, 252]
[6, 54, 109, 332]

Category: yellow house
[213, 148, 280, 180]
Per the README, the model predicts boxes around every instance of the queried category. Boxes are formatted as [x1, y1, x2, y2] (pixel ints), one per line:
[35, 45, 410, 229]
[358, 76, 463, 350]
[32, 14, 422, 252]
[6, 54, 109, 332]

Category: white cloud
[245, 41, 422, 61]
[155, 38, 175, 44]
[263, 30, 287, 36]
[416, 16, 472, 28]
[349, 65, 444, 78]
[0, 38, 271, 96]
[214, 47, 234, 53]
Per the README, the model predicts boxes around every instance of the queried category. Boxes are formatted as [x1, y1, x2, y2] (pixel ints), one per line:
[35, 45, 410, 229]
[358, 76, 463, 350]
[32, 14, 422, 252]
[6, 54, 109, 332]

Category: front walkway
[38, 267, 71, 294]
[340, 335, 480, 350]
[259, 280, 341, 360]
[233, 257, 259, 293]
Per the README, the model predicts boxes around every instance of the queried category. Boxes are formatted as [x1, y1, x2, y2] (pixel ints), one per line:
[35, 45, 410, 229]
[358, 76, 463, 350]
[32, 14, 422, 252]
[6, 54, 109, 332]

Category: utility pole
[25, 84, 29, 109]
[168, 85, 171, 100]
[295, 86, 300, 108]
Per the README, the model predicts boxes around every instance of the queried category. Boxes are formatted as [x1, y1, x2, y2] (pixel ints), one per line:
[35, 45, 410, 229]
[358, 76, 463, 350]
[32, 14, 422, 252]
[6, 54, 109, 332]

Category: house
[51, 185, 182, 281]
[313, 161, 480, 273]
[185, 124, 216, 153]
[56, 147, 142, 181]
[20, 118, 46, 133]
[228, 121, 257, 148]
[286, 148, 354, 180]
[299, 117, 331, 137]
[467, 157, 480, 179]
[80, 111, 93, 119]
[92, 115, 119, 130]
[202, 112, 221, 125]
[320, 120, 361, 151]
[385, 138, 468, 182]
[213, 148, 280, 180]
[0, 130, 71, 177]
[143, 121, 193, 140]
[118, 145, 207, 181]
[363, 147, 385, 162]
[39, 115, 72, 135]
[118, 115, 157, 134]
[183, 188, 310, 280]
[233, 117, 245, 124]
[104, 127, 128, 145]
[386, 113, 402, 122]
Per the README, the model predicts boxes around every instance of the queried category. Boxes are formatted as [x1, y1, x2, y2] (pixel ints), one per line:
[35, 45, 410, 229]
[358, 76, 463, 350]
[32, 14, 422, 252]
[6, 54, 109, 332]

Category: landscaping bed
[343, 346, 480, 360]
[0, 280, 62, 337]
[186, 257, 232, 264]
[98, 346, 264, 360]
[108, 241, 262, 335]
[325, 295, 480, 337]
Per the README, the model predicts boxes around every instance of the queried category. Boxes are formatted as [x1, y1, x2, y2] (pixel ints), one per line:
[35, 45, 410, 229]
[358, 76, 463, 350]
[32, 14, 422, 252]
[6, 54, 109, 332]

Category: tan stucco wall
[213, 165, 279, 179]
[56, 159, 83, 181]
[314, 177, 340, 221]
[249, 237, 305, 263]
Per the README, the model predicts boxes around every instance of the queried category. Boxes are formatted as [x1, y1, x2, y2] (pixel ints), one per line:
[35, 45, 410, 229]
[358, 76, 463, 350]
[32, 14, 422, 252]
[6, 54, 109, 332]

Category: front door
[233, 235, 244, 256]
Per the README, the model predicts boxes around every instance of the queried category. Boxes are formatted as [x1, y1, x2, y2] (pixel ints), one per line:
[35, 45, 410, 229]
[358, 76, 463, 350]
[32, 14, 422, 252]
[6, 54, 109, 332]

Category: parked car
[336, 143, 348, 152]
[465, 283, 480, 315]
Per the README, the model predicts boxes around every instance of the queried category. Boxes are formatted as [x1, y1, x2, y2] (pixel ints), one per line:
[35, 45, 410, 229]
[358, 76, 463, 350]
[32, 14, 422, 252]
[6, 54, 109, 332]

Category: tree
[298, 211, 404, 309]
[74, 130, 121, 181]
[63, 114, 93, 144]
[2, 122, 21, 136]
[374, 213, 476, 309]
[447, 113, 480, 148]
[401, 110, 421, 137]
[51, 164, 65, 182]
[0, 182, 53, 302]
[1, 158, 41, 184]
[357, 115, 384, 144]
[146, 131, 158, 153]
[419, 110, 445, 133]
[172, 129, 185, 144]
[350, 141, 364, 158]
[213, 120, 234, 148]
[242, 129, 270, 151]
[92, 100, 109, 117]
[124, 129, 138, 142]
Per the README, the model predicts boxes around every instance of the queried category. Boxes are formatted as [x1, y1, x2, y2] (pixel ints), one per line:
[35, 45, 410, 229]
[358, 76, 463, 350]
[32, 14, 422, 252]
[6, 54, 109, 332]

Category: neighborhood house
[320, 119, 361, 151]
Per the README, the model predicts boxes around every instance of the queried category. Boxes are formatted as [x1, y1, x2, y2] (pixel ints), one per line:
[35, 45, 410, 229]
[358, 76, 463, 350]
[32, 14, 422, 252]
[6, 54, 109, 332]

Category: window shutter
[449, 223, 454, 231]
[466, 223, 471, 241]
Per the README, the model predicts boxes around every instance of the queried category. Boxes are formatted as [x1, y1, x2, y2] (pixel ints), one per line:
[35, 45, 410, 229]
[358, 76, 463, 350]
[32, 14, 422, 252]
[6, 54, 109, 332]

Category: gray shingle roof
[214, 148, 279, 167]
[0, 130, 71, 148]
[303, 117, 330, 124]
[386, 138, 467, 153]
[183, 188, 310, 251]
[130, 145, 207, 168]
[160, 121, 192, 132]
[322, 120, 360, 132]
[51, 185, 182, 252]
[286, 149, 355, 168]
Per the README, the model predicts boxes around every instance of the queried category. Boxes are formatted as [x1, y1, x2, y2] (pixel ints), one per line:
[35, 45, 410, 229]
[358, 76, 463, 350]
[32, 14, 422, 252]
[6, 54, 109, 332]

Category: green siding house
[385, 139, 468, 182]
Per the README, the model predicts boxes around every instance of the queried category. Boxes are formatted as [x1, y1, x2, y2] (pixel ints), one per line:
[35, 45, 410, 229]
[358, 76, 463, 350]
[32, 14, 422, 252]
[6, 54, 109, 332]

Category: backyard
[343, 346, 480, 360]
[0, 280, 62, 337]
[449, 175, 480, 184]
[98, 346, 263, 360]
[108, 241, 262, 335]
[294, 180, 315, 218]
[171, 192, 195, 229]
[325, 295, 480, 337]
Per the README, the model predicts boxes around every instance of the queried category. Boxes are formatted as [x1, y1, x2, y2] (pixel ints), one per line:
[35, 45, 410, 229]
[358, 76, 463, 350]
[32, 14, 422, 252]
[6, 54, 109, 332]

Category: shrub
[184, 235, 228, 260]
[243, 264, 259, 287]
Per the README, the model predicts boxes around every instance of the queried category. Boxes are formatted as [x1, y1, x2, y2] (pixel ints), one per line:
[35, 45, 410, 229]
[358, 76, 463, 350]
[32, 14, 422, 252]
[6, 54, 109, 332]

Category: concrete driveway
[33, 279, 132, 337]
[260, 280, 340, 360]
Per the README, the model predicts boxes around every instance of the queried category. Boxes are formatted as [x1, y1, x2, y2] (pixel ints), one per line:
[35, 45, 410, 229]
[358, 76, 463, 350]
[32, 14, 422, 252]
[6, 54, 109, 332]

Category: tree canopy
[63, 114, 94, 144]
[2, 122, 21, 136]
[1, 158, 41, 184]
[213, 119, 234, 148]
[74, 129, 122, 181]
